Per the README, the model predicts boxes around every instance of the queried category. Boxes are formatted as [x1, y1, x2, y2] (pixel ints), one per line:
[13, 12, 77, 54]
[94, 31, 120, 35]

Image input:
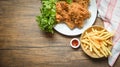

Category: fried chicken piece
[61, 10, 75, 29]
[65, 18, 75, 29]
[56, 13, 63, 22]
[56, 1, 69, 14]
[75, 18, 84, 28]
[68, 2, 90, 28]
[56, 1, 69, 22]
[56, 0, 90, 29]
[73, 0, 90, 8]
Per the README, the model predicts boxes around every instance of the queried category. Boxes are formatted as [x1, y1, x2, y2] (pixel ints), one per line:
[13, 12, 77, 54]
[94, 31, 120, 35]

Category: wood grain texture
[0, 0, 120, 67]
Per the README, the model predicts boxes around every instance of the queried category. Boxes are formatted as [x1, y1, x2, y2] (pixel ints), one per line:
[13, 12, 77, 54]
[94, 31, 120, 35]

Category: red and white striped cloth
[96, 0, 120, 67]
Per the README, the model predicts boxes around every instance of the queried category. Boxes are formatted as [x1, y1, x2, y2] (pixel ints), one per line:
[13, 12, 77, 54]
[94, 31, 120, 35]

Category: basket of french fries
[80, 26, 113, 58]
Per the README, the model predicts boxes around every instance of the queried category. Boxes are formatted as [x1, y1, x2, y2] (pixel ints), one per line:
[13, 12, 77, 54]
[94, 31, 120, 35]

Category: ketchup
[72, 39, 78, 46]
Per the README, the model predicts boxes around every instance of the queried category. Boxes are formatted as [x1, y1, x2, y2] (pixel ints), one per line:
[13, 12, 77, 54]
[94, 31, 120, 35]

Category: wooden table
[0, 0, 120, 67]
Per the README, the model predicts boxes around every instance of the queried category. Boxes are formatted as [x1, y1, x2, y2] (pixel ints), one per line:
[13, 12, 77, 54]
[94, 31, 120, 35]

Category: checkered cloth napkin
[96, 0, 120, 66]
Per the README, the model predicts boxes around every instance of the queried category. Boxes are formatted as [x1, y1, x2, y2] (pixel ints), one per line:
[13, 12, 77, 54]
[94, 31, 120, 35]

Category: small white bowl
[70, 38, 80, 48]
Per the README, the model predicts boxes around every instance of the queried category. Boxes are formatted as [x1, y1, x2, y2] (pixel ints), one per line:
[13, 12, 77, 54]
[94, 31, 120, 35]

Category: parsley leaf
[66, 0, 72, 4]
[36, 0, 57, 33]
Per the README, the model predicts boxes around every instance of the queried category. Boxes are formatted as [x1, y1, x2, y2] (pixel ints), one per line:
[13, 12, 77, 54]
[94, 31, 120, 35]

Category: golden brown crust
[56, 0, 90, 29]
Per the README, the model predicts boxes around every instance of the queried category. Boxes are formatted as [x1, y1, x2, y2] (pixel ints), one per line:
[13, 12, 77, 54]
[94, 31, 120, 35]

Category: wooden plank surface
[0, 0, 120, 67]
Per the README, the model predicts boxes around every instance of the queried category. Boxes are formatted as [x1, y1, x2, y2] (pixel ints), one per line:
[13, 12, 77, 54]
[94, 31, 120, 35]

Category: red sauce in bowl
[70, 38, 80, 48]
[72, 40, 78, 46]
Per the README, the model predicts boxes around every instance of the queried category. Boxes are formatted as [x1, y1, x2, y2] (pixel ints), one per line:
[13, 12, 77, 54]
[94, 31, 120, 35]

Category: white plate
[54, 0, 97, 36]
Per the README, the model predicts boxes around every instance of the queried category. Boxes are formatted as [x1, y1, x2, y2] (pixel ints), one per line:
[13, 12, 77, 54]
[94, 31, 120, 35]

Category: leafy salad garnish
[36, 0, 72, 33]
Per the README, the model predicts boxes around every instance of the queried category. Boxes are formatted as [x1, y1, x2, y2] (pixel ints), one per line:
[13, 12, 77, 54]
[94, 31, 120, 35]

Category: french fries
[81, 27, 113, 58]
